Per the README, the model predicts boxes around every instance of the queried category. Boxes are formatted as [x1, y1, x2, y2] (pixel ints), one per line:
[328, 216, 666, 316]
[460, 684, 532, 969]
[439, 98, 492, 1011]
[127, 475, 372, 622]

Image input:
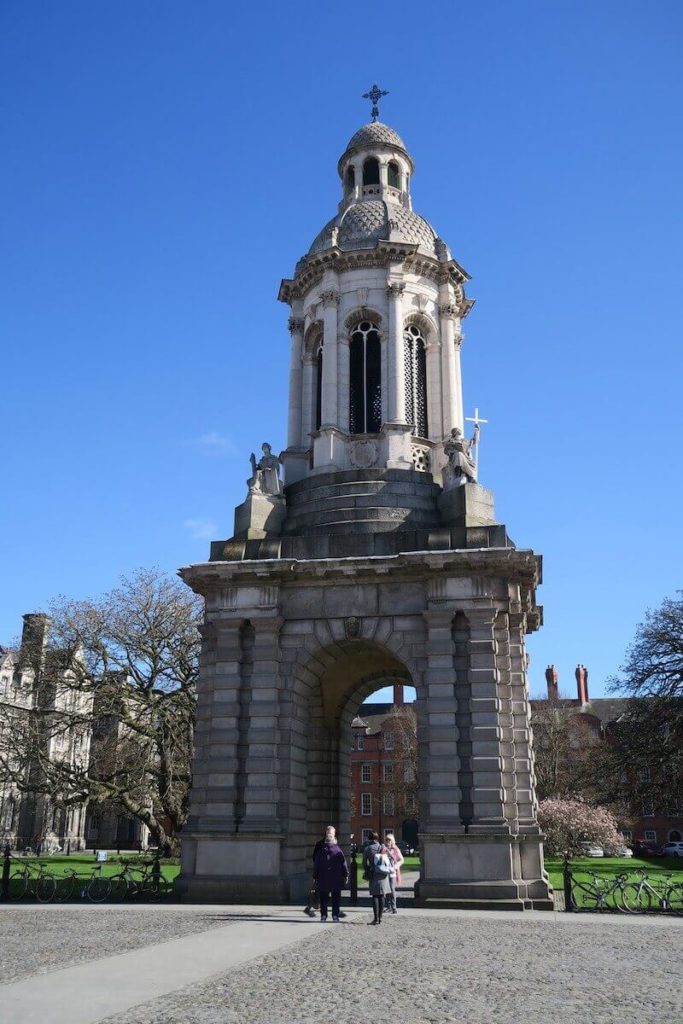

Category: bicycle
[54, 864, 111, 903]
[108, 858, 165, 901]
[622, 870, 683, 914]
[569, 870, 630, 912]
[8, 861, 57, 902]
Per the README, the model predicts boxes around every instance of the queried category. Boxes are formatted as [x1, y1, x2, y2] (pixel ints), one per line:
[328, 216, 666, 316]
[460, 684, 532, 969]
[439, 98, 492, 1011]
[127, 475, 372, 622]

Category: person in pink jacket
[384, 833, 404, 913]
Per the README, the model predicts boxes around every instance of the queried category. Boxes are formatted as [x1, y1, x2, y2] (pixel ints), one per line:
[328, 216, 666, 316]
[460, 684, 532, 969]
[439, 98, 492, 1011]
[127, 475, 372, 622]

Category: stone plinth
[439, 482, 496, 527]
[234, 492, 286, 540]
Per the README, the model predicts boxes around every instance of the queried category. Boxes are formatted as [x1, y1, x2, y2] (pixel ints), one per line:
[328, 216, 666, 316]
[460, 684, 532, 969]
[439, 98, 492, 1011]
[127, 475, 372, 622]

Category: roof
[308, 199, 438, 258]
[342, 122, 408, 157]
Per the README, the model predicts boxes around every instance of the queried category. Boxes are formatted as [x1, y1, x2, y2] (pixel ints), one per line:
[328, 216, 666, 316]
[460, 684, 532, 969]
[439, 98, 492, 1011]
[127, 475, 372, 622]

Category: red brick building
[350, 683, 418, 848]
[533, 665, 683, 847]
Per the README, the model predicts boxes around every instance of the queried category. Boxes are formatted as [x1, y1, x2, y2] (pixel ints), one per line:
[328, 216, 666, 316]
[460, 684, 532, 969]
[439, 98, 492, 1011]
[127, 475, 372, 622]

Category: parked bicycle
[54, 864, 111, 903]
[622, 870, 683, 914]
[108, 857, 165, 901]
[569, 870, 631, 912]
[8, 861, 57, 902]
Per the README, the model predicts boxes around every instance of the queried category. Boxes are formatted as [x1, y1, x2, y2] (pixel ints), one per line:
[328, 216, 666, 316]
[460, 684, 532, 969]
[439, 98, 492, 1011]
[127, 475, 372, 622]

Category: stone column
[239, 615, 283, 832]
[420, 608, 461, 831]
[320, 289, 339, 427]
[286, 317, 304, 447]
[424, 338, 443, 441]
[494, 611, 519, 834]
[508, 611, 538, 831]
[386, 281, 406, 423]
[301, 355, 315, 446]
[439, 302, 461, 435]
[466, 606, 508, 832]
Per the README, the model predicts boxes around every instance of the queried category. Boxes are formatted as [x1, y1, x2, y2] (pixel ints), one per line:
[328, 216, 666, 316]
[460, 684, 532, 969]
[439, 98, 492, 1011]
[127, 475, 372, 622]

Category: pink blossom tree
[538, 797, 624, 856]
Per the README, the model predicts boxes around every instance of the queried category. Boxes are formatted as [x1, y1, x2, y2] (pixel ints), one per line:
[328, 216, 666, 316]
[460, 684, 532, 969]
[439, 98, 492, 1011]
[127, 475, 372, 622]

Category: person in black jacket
[303, 826, 347, 918]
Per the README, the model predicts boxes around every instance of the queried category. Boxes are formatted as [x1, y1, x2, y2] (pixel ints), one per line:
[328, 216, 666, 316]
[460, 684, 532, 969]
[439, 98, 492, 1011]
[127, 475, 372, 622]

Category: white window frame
[383, 792, 395, 816]
[644, 829, 657, 842]
[404, 765, 415, 782]
[361, 764, 371, 784]
[639, 767, 651, 783]
[642, 798, 655, 817]
[361, 792, 372, 816]
[361, 828, 373, 843]
[383, 732, 394, 751]
[356, 733, 364, 751]
[383, 763, 393, 783]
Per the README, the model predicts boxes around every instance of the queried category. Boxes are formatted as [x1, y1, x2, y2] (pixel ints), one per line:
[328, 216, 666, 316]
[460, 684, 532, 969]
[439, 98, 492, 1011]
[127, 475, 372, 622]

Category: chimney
[575, 664, 589, 706]
[20, 613, 50, 673]
[393, 682, 404, 707]
[545, 664, 559, 701]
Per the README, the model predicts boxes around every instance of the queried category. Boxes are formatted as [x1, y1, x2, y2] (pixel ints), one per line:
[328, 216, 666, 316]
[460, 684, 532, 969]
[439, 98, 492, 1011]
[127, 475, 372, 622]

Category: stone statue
[248, 443, 282, 496]
[443, 425, 479, 487]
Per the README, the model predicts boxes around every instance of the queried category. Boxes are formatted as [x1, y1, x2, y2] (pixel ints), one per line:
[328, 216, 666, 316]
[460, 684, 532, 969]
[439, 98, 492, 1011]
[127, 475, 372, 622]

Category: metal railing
[562, 856, 683, 914]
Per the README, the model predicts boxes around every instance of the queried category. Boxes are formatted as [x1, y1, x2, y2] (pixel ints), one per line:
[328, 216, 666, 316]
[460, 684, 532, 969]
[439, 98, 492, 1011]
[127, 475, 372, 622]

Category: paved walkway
[1, 903, 681, 1024]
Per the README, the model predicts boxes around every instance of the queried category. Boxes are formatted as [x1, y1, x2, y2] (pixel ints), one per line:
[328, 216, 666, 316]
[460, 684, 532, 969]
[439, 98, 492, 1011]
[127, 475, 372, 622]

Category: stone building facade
[177, 111, 553, 909]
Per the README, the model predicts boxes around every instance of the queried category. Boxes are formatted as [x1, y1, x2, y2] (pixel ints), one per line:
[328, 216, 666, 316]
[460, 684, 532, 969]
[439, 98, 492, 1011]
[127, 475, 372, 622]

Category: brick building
[350, 683, 418, 848]
[532, 665, 683, 847]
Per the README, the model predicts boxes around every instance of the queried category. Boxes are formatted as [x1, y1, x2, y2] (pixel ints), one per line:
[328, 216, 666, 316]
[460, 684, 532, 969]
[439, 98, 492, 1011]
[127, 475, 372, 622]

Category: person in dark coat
[304, 826, 347, 918]
[362, 831, 392, 925]
[313, 830, 349, 922]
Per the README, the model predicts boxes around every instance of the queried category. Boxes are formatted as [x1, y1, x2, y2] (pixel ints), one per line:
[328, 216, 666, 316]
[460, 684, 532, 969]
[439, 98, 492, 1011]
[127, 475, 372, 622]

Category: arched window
[315, 345, 323, 430]
[387, 161, 400, 188]
[362, 158, 380, 186]
[404, 324, 428, 437]
[345, 166, 355, 192]
[349, 321, 381, 433]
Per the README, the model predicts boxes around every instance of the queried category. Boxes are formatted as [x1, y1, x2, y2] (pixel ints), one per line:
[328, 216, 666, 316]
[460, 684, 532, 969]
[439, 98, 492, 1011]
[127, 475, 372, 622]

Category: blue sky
[1, 1, 682, 700]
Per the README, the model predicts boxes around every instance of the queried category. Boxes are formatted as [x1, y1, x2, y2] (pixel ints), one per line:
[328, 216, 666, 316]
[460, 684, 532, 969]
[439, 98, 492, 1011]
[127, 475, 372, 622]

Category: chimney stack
[575, 664, 589, 705]
[393, 682, 404, 707]
[545, 664, 559, 701]
[20, 613, 50, 673]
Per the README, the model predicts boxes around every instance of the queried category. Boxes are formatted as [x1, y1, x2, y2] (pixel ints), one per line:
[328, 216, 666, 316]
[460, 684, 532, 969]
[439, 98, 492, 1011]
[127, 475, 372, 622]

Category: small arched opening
[404, 323, 429, 437]
[345, 165, 355, 193]
[387, 161, 400, 188]
[362, 157, 380, 186]
[349, 321, 381, 433]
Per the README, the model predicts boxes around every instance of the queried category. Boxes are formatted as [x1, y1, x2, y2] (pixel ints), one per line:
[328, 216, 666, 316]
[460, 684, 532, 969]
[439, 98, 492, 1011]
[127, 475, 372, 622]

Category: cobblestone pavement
[100, 911, 682, 1024]
[0, 905, 234, 984]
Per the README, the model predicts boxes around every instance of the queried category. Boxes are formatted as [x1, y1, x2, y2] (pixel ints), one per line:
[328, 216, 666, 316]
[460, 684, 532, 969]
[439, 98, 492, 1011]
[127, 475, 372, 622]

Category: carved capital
[320, 289, 340, 307]
[453, 331, 464, 348]
[288, 317, 305, 334]
[439, 303, 459, 320]
[386, 282, 406, 298]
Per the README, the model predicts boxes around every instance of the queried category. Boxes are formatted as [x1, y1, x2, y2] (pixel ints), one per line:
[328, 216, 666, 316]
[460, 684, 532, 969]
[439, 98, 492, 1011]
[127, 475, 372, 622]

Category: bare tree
[384, 705, 418, 820]
[0, 569, 202, 854]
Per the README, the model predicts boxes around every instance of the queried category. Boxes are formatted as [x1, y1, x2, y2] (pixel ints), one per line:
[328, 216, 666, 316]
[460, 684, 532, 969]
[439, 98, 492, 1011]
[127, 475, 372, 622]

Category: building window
[361, 793, 372, 816]
[404, 765, 415, 783]
[667, 801, 682, 817]
[349, 321, 381, 433]
[383, 732, 394, 751]
[387, 161, 400, 188]
[404, 324, 428, 437]
[315, 345, 323, 431]
[383, 764, 393, 783]
[642, 799, 655, 817]
[362, 828, 373, 843]
[361, 764, 372, 784]
[644, 829, 657, 842]
[346, 165, 355, 192]
[383, 793, 395, 815]
[669, 829, 683, 842]
[362, 157, 380, 185]
[356, 733, 364, 751]
[639, 767, 652, 783]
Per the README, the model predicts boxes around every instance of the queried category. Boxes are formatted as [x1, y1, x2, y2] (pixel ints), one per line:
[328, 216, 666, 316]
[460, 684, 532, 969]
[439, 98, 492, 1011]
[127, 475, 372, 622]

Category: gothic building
[178, 102, 553, 909]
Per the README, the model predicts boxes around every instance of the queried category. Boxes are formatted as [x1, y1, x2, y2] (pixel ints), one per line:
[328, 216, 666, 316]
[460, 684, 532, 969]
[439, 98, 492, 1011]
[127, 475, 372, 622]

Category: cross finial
[362, 83, 388, 122]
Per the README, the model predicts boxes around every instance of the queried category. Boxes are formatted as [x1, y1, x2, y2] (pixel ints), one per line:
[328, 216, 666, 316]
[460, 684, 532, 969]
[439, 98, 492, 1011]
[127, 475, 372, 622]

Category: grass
[4, 853, 180, 884]
[545, 856, 683, 910]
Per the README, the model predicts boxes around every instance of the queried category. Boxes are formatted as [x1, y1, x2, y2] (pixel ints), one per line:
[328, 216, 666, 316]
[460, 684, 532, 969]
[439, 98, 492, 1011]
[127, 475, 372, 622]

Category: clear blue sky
[2, 1, 682, 700]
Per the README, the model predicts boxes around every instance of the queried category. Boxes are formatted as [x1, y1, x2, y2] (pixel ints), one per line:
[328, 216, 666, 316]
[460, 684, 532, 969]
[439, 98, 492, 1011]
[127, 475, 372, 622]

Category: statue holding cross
[443, 408, 488, 488]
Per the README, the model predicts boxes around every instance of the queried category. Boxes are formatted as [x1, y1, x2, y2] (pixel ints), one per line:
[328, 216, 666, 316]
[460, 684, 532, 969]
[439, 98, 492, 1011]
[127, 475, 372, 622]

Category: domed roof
[308, 199, 438, 257]
[345, 122, 408, 153]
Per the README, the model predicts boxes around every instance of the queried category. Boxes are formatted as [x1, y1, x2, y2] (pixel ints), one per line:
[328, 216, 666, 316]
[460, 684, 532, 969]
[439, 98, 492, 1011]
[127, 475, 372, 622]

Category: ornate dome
[338, 122, 413, 175]
[308, 200, 438, 257]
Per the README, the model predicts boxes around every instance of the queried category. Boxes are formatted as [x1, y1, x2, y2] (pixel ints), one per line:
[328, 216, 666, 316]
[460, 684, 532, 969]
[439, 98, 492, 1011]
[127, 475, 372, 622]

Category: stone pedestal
[234, 492, 286, 539]
[438, 482, 496, 527]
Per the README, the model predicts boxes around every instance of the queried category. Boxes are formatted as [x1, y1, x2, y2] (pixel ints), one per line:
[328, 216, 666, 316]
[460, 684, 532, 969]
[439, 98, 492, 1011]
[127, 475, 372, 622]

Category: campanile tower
[178, 97, 553, 910]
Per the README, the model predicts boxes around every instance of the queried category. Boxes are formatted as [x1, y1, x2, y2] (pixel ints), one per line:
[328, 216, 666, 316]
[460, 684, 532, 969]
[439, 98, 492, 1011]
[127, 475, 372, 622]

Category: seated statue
[248, 443, 282, 496]
[443, 425, 479, 487]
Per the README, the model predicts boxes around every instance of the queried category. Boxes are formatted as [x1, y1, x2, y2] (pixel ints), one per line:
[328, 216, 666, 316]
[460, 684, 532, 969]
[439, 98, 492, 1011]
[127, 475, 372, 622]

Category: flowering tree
[538, 797, 624, 856]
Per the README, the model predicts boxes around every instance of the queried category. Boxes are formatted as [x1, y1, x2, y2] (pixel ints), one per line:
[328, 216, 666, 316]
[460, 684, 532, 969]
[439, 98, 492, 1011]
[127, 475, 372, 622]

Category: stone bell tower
[177, 95, 553, 910]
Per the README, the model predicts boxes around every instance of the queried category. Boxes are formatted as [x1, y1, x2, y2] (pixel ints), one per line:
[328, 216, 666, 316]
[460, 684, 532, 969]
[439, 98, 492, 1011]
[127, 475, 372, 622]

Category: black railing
[562, 856, 683, 914]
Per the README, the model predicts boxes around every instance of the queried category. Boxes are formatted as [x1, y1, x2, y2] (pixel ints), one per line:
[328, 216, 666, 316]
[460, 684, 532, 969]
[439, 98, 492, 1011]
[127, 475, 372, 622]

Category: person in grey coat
[362, 831, 392, 925]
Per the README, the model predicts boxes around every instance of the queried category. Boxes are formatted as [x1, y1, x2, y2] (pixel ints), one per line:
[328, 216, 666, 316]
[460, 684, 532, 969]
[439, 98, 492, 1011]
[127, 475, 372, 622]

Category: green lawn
[545, 856, 683, 910]
[4, 853, 180, 884]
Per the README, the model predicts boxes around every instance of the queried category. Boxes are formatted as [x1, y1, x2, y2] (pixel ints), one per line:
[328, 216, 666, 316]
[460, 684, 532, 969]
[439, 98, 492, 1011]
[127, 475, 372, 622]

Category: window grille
[349, 321, 381, 433]
[315, 346, 323, 430]
[403, 324, 428, 437]
[383, 793, 395, 815]
[383, 732, 394, 751]
[362, 828, 373, 843]
[642, 799, 655, 817]
[361, 764, 372, 783]
[361, 793, 372, 816]
[644, 829, 657, 841]
[357, 733, 364, 751]
[383, 764, 393, 783]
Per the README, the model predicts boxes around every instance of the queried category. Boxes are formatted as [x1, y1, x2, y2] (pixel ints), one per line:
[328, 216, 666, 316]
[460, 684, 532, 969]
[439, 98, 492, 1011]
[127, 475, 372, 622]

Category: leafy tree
[0, 568, 201, 854]
[538, 797, 624, 856]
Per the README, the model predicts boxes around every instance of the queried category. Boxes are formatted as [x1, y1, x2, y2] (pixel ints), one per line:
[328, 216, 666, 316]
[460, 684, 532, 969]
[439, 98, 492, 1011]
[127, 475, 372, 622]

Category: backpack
[373, 850, 394, 878]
